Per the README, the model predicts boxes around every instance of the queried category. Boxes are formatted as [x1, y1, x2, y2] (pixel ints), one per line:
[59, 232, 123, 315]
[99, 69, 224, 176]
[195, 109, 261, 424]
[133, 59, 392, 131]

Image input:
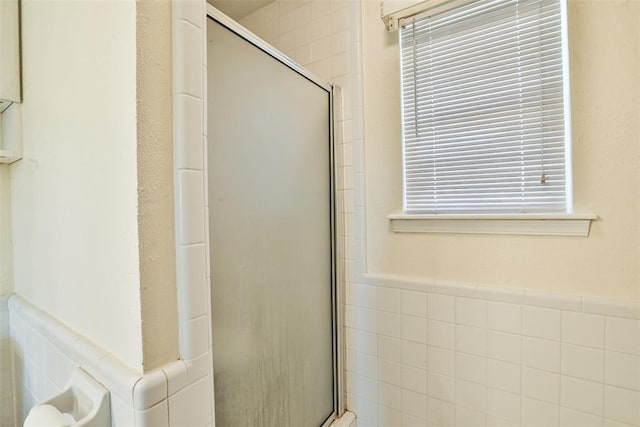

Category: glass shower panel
[207, 18, 335, 427]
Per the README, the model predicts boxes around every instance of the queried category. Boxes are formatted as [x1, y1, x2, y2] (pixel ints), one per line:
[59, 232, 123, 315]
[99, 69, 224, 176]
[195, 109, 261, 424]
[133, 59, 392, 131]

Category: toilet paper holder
[25, 367, 111, 426]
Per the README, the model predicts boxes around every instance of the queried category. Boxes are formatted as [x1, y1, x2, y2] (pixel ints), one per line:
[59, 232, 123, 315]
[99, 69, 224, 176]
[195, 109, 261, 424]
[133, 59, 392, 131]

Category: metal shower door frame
[205, 5, 344, 426]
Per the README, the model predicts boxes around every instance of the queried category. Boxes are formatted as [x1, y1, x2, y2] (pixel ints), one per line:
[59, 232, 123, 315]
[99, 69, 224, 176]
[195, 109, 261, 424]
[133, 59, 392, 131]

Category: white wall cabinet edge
[0, 0, 21, 106]
[0, 0, 22, 164]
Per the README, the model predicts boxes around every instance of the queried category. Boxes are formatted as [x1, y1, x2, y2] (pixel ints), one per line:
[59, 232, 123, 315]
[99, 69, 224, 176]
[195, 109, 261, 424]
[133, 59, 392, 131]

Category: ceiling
[208, 0, 276, 20]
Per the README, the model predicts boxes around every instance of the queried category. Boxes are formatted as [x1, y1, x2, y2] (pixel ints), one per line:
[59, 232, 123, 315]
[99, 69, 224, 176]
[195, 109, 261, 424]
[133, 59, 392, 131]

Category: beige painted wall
[362, 0, 640, 301]
[136, 0, 179, 372]
[10, 1, 143, 370]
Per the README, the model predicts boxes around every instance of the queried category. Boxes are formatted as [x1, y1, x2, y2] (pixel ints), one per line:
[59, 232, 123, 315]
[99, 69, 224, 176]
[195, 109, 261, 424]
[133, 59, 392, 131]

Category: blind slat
[400, 0, 570, 214]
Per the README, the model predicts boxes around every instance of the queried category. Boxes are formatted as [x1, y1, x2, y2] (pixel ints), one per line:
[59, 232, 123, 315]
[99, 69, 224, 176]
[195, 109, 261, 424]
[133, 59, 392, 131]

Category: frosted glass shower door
[207, 16, 335, 427]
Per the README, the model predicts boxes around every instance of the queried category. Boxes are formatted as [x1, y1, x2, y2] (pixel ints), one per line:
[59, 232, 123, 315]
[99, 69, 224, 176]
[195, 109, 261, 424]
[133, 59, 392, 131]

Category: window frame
[389, 0, 595, 235]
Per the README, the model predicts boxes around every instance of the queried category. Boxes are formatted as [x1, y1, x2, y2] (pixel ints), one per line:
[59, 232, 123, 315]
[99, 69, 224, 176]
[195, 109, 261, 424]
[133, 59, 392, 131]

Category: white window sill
[388, 213, 597, 237]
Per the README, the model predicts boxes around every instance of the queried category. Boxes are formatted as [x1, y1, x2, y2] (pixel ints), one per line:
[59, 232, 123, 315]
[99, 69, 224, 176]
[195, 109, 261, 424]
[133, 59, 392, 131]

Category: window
[400, 0, 572, 215]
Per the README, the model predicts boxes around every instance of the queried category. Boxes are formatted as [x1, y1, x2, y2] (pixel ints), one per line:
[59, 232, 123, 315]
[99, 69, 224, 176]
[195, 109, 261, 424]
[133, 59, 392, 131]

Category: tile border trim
[362, 273, 640, 319]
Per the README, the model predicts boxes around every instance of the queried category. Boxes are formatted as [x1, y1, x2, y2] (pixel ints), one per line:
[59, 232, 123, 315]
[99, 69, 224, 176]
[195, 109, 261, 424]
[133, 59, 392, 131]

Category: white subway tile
[345, 304, 357, 329]
[603, 419, 635, 427]
[486, 388, 521, 424]
[561, 376, 604, 416]
[604, 385, 640, 426]
[402, 315, 427, 344]
[427, 397, 455, 426]
[354, 351, 378, 380]
[561, 343, 604, 382]
[378, 287, 401, 314]
[486, 415, 512, 427]
[487, 301, 522, 334]
[605, 317, 640, 356]
[311, 36, 331, 61]
[378, 359, 402, 387]
[174, 21, 203, 98]
[311, 57, 331, 81]
[428, 293, 456, 322]
[357, 374, 378, 402]
[330, 29, 350, 55]
[428, 320, 456, 350]
[402, 412, 427, 426]
[428, 372, 455, 403]
[356, 306, 378, 334]
[168, 377, 211, 427]
[402, 365, 427, 395]
[351, 284, 377, 309]
[175, 95, 203, 171]
[455, 352, 487, 385]
[346, 369, 357, 396]
[486, 359, 521, 394]
[604, 351, 640, 390]
[487, 330, 521, 364]
[185, 352, 209, 384]
[402, 389, 428, 420]
[349, 328, 378, 356]
[176, 170, 205, 245]
[173, 0, 203, 28]
[356, 395, 378, 425]
[427, 346, 455, 377]
[329, 6, 350, 34]
[562, 311, 605, 349]
[378, 404, 402, 426]
[179, 315, 208, 361]
[331, 51, 351, 77]
[378, 381, 402, 410]
[295, 2, 312, 25]
[311, 1, 330, 20]
[456, 379, 486, 412]
[522, 397, 560, 427]
[560, 407, 603, 427]
[456, 297, 487, 328]
[522, 306, 561, 341]
[176, 244, 207, 320]
[401, 340, 427, 370]
[456, 325, 486, 357]
[523, 367, 560, 404]
[523, 336, 561, 372]
[402, 290, 427, 318]
[378, 335, 401, 363]
[456, 406, 487, 427]
[110, 394, 135, 427]
[378, 311, 401, 338]
[134, 400, 169, 427]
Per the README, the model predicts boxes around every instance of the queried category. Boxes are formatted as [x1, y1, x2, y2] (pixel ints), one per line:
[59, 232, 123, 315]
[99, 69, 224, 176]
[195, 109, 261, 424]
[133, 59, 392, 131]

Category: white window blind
[400, 0, 572, 214]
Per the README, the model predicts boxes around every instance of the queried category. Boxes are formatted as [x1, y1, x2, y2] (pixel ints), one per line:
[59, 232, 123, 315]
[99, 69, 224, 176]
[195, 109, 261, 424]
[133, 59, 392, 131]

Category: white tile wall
[1, 296, 15, 427]
[345, 276, 640, 427]
[172, 0, 214, 425]
[7, 293, 218, 427]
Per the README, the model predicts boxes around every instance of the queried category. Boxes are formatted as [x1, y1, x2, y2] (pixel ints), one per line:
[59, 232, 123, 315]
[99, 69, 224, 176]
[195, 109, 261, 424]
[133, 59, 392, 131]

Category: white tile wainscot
[7, 295, 213, 426]
[1, 295, 15, 427]
[345, 274, 640, 427]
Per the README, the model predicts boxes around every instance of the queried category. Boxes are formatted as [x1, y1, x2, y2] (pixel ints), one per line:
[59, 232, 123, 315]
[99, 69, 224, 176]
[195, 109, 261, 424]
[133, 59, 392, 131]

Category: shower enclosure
[206, 9, 338, 427]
